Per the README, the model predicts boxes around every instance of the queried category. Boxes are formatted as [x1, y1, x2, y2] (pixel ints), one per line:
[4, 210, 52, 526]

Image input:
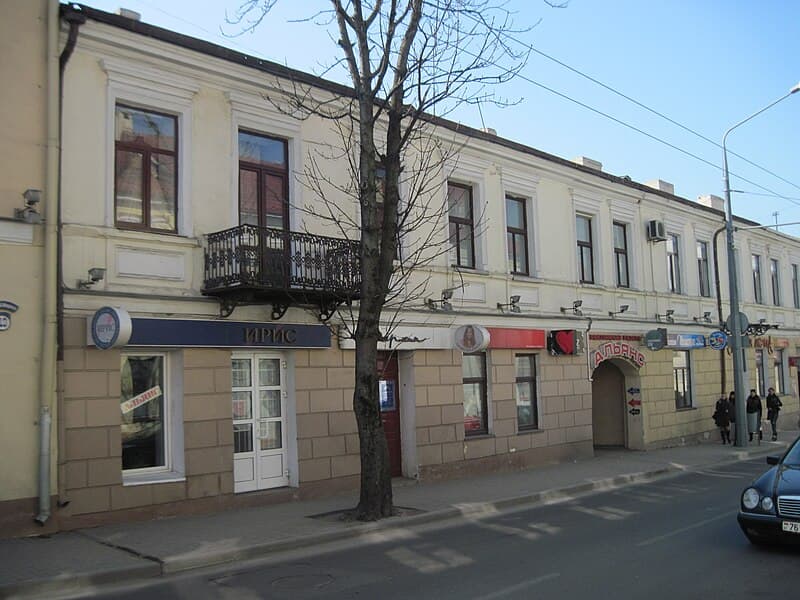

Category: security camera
[23, 189, 42, 207]
[88, 268, 106, 282]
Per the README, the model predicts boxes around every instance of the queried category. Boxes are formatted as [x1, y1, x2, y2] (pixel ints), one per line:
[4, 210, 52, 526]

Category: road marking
[694, 469, 748, 479]
[473, 572, 561, 600]
[636, 510, 737, 547]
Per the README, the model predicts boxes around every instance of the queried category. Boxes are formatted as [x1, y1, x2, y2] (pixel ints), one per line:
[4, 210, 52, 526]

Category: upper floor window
[697, 241, 711, 297]
[613, 222, 629, 288]
[793, 264, 800, 309]
[576, 214, 594, 284]
[506, 195, 529, 275]
[448, 182, 475, 268]
[770, 258, 781, 306]
[667, 234, 682, 294]
[752, 254, 763, 304]
[115, 104, 177, 232]
[238, 130, 288, 230]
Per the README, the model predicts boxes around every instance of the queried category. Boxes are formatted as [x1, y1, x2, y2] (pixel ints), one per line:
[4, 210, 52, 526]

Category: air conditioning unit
[646, 219, 667, 242]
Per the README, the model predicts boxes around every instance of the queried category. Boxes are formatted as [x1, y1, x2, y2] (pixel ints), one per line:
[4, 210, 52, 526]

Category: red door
[378, 353, 402, 477]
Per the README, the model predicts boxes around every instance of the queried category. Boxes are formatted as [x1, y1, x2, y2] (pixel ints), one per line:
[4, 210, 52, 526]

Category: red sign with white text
[486, 327, 546, 349]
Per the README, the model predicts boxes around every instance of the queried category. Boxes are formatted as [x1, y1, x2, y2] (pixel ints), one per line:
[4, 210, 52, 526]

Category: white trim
[103, 59, 196, 236]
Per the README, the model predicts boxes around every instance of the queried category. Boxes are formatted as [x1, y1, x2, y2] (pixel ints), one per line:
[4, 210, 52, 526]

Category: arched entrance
[592, 360, 626, 447]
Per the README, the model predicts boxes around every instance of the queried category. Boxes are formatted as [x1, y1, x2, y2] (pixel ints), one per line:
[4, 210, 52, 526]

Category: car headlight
[761, 497, 774, 512]
[742, 488, 760, 510]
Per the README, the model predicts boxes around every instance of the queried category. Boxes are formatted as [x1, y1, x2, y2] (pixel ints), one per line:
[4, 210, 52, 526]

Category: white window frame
[572, 190, 603, 285]
[121, 350, 185, 486]
[667, 233, 683, 294]
[102, 58, 197, 237]
[752, 253, 764, 304]
[502, 170, 540, 279]
[697, 240, 712, 298]
[770, 257, 781, 306]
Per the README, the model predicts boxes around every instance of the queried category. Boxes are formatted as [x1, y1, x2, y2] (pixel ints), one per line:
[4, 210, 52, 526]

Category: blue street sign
[708, 330, 728, 351]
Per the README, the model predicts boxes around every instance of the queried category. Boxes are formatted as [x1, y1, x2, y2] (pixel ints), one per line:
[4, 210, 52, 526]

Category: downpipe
[35, 408, 52, 525]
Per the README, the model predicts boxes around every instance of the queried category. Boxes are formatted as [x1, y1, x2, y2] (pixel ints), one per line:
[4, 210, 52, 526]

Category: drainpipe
[36, 1, 84, 525]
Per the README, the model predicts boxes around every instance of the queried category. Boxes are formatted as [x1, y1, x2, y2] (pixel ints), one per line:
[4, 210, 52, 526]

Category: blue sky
[86, 0, 800, 234]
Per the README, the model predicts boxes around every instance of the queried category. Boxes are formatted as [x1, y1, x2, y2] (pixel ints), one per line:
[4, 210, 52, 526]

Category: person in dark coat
[766, 387, 783, 441]
[728, 390, 736, 440]
[746, 389, 763, 442]
[713, 396, 732, 444]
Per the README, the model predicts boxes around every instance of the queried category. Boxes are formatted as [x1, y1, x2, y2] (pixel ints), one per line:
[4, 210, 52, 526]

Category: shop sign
[0, 300, 18, 332]
[547, 329, 584, 355]
[754, 336, 790, 354]
[667, 333, 706, 349]
[454, 325, 490, 352]
[708, 330, 728, 351]
[89, 307, 132, 349]
[486, 327, 546, 350]
[591, 341, 645, 370]
[88, 311, 330, 348]
[643, 328, 667, 351]
[120, 385, 162, 414]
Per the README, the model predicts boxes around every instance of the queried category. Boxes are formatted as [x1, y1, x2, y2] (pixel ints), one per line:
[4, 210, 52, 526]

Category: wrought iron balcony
[203, 224, 361, 319]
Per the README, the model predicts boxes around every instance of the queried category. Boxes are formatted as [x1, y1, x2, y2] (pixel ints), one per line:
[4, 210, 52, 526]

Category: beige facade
[3, 4, 800, 536]
[0, 0, 56, 537]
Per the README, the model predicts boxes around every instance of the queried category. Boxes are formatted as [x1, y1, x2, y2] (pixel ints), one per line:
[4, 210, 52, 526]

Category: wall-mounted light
[77, 268, 106, 289]
[656, 309, 674, 323]
[14, 189, 43, 224]
[608, 304, 629, 318]
[693, 311, 713, 324]
[497, 295, 521, 313]
[425, 288, 454, 311]
[560, 299, 583, 316]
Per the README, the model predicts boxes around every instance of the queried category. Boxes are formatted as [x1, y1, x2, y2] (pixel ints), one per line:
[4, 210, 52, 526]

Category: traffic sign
[725, 312, 749, 336]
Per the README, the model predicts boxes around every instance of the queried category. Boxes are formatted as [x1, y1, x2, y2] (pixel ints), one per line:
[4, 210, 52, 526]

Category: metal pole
[722, 84, 800, 447]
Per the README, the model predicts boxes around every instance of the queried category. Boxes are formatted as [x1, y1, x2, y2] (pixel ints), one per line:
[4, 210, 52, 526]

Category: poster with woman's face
[454, 325, 489, 353]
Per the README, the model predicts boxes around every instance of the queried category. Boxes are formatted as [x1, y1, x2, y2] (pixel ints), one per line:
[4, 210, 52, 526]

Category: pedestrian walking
[746, 389, 763, 442]
[712, 395, 732, 444]
[728, 390, 736, 441]
[766, 387, 783, 441]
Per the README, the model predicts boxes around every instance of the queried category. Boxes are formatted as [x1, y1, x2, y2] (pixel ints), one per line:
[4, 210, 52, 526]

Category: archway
[592, 360, 626, 446]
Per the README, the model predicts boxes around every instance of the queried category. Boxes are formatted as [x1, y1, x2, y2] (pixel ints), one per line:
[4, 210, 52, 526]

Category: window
[752, 254, 763, 304]
[576, 215, 594, 283]
[115, 105, 177, 232]
[667, 234, 682, 293]
[506, 195, 529, 275]
[697, 241, 711, 297]
[770, 258, 781, 306]
[121, 354, 168, 471]
[515, 355, 538, 430]
[755, 349, 765, 397]
[448, 183, 475, 268]
[793, 264, 800, 309]
[613, 222, 630, 288]
[462, 353, 488, 436]
[238, 130, 288, 229]
[774, 349, 785, 395]
[673, 350, 692, 409]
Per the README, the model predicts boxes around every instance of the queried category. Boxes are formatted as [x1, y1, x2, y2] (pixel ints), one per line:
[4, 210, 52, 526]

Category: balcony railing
[203, 224, 361, 318]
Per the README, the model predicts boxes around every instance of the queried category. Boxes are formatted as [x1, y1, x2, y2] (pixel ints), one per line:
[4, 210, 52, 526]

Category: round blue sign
[708, 330, 728, 351]
[90, 307, 132, 349]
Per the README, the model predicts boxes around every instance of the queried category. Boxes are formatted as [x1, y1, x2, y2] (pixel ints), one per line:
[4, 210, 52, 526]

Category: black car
[738, 435, 800, 545]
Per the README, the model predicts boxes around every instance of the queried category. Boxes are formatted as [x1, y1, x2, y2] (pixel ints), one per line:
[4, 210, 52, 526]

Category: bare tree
[231, 0, 551, 520]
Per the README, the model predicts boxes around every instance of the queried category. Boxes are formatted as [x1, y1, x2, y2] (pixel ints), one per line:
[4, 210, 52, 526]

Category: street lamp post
[723, 82, 800, 447]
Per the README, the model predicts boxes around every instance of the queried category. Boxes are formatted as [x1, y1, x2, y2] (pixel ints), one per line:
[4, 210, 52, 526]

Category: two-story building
[2, 3, 799, 535]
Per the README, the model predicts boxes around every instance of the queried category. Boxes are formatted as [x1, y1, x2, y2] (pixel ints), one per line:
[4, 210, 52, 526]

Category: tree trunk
[353, 331, 393, 519]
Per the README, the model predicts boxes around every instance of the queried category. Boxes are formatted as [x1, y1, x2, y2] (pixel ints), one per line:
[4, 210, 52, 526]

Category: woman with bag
[713, 395, 732, 444]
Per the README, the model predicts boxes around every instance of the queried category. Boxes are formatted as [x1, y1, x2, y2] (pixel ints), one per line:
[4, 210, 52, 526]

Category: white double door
[232, 353, 288, 492]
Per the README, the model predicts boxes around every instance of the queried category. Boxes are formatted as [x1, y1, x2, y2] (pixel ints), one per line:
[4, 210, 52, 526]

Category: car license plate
[781, 521, 800, 534]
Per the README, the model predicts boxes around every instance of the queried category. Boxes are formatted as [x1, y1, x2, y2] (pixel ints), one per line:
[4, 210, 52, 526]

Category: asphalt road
[80, 459, 800, 599]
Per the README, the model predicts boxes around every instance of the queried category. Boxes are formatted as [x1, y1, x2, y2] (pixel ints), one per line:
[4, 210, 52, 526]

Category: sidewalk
[1, 433, 794, 599]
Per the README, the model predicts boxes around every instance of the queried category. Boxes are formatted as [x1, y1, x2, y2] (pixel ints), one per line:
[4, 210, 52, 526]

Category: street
[74, 458, 799, 599]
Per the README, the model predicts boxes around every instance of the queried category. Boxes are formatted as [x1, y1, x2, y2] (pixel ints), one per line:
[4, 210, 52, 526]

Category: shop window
[462, 353, 488, 435]
[673, 350, 692, 409]
[773, 349, 785, 395]
[120, 352, 184, 483]
[515, 355, 538, 430]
